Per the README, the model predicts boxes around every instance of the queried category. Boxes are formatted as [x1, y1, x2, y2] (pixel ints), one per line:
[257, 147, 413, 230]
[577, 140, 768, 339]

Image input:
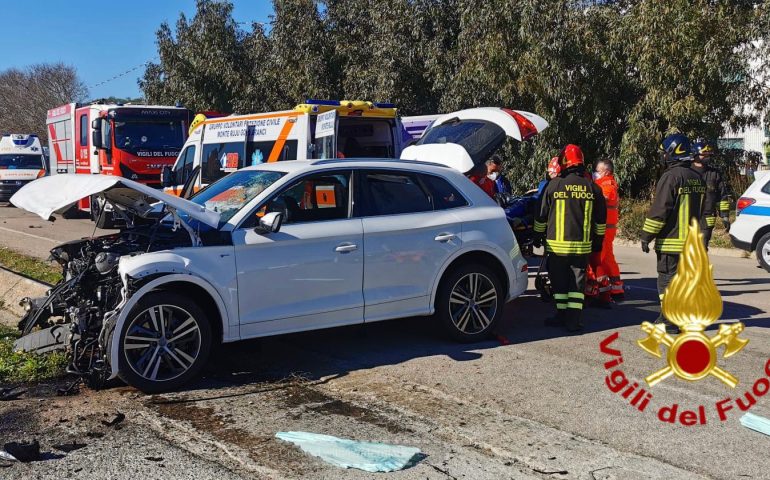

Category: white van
[0, 134, 47, 202]
[163, 100, 405, 196]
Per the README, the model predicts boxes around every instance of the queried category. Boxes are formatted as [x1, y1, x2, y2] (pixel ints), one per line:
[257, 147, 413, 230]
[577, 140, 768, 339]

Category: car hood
[10, 174, 221, 228]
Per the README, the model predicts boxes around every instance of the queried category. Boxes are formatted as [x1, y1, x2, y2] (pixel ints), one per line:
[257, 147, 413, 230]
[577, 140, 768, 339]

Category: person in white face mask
[486, 155, 512, 195]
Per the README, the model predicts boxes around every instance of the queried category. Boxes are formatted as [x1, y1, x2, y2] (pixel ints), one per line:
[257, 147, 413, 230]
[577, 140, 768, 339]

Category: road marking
[0, 225, 59, 244]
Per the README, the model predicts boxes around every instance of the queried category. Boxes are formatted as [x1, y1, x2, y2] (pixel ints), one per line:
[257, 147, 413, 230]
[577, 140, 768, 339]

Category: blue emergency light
[305, 99, 340, 106]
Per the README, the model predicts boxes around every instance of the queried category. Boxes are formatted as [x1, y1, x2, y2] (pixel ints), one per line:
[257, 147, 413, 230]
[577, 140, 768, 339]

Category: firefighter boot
[565, 309, 583, 333]
[545, 309, 566, 327]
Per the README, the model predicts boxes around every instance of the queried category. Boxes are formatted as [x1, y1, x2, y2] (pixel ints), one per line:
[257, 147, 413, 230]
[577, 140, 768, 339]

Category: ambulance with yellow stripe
[162, 100, 405, 196]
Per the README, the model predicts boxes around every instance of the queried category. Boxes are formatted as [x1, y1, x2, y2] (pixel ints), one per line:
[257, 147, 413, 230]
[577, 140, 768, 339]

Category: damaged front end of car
[9, 174, 221, 387]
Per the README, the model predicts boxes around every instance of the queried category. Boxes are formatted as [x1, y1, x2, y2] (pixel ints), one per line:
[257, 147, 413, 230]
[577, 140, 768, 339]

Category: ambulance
[162, 100, 404, 196]
[0, 134, 47, 203]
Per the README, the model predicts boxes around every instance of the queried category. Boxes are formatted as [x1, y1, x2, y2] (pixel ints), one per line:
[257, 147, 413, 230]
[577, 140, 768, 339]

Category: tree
[140, 0, 247, 113]
[0, 63, 88, 141]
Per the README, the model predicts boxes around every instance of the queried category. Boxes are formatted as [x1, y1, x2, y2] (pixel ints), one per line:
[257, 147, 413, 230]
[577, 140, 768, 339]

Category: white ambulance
[162, 100, 405, 196]
[0, 134, 47, 203]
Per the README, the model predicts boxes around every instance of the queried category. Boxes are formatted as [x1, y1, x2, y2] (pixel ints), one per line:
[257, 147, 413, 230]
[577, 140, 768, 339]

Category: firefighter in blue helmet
[640, 133, 705, 334]
[691, 141, 731, 249]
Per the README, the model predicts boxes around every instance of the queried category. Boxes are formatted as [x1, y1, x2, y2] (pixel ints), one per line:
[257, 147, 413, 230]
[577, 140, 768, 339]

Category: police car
[0, 134, 47, 202]
[730, 169, 770, 272]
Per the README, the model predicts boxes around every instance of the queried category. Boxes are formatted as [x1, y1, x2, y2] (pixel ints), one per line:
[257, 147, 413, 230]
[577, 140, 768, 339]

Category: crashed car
[9, 108, 542, 393]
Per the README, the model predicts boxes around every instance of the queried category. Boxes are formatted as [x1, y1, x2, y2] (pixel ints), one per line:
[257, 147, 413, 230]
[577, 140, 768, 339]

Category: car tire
[436, 263, 503, 343]
[90, 195, 115, 229]
[757, 232, 770, 273]
[117, 292, 212, 393]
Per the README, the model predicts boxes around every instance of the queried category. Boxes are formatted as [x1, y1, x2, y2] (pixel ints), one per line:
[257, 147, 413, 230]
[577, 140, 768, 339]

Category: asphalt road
[1, 204, 769, 479]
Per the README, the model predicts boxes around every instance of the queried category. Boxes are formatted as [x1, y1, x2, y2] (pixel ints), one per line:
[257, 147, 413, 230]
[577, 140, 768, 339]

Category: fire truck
[46, 102, 192, 221]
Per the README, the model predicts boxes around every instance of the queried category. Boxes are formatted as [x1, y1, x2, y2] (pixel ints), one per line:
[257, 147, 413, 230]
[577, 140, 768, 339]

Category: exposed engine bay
[15, 223, 193, 387]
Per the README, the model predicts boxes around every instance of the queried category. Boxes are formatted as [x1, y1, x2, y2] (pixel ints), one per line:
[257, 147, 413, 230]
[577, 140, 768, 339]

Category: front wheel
[757, 232, 770, 273]
[117, 292, 212, 393]
[436, 264, 503, 343]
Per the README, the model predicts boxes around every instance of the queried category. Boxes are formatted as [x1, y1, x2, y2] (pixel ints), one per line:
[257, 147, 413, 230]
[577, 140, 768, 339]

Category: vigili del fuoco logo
[598, 220, 770, 426]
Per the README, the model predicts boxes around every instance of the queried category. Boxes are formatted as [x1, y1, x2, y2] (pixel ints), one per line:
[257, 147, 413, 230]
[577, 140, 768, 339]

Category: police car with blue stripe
[0, 134, 47, 202]
[731, 169, 770, 272]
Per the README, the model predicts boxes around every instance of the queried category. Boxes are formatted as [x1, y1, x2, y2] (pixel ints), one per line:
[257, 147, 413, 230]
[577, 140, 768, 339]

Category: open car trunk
[400, 107, 548, 173]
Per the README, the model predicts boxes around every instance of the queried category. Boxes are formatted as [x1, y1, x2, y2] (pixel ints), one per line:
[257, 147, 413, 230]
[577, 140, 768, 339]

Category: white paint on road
[0, 225, 59, 244]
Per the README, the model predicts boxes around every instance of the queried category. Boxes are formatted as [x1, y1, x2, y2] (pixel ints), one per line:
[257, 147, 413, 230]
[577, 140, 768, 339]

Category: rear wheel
[117, 292, 212, 393]
[436, 263, 503, 343]
[757, 232, 770, 273]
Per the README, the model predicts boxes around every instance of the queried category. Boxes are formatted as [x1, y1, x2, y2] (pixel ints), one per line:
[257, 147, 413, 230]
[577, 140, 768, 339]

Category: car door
[358, 169, 466, 321]
[231, 169, 364, 337]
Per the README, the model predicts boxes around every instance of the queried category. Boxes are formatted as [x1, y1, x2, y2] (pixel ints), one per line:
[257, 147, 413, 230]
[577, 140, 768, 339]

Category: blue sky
[0, 1, 273, 100]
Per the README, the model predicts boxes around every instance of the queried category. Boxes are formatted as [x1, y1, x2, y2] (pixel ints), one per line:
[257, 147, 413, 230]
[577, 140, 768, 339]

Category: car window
[762, 179, 770, 195]
[417, 120, 506, 165]
[201, 142, 243, 185]
[173, 145, 196, 185]
[362, 171, 432, 216]
[189, 170, 286, 226]
[244, 171, 351, 227]
[247, 139, 298, 165]
[419, 174, 469, 210]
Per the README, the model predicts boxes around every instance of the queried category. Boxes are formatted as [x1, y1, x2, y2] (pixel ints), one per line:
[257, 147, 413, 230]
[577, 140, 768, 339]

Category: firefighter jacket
[691, 164, 730, 227]
[595, 174, 619, 229]
[534, 168, 607, 255]
[641, 162, 705, 253]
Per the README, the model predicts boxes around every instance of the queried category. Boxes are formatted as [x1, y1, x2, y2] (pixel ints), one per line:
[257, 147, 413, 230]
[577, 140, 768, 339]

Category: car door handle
[335, 243, 358, 253]
[434, 233, 456, 242]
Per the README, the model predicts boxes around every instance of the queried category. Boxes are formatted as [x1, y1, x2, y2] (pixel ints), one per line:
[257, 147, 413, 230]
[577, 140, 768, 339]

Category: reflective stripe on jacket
[535, 168, 607, 256]
[641, 163, 705, 253]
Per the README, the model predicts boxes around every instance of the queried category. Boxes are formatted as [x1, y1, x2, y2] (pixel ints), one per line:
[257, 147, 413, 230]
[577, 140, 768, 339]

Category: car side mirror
[161, 166, 175, 188]
[254, 211, 283, 234]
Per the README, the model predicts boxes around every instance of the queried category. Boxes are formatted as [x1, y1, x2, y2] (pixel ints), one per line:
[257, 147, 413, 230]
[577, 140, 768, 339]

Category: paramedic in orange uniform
[592, 159, 623, 300]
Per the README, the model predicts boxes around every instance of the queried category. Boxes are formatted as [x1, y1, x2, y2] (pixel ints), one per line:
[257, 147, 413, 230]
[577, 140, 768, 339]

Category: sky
[0, 0, 273, 100]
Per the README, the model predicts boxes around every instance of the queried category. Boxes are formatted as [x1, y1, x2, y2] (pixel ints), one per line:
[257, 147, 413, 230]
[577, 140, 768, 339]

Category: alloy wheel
[123, 304, 202, 382]
[448, 272, 498, 334]
[763, 239, 770, 266]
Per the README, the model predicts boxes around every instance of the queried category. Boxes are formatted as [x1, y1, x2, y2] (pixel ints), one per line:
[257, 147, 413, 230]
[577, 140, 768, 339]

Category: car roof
[239, 158, 453, 176]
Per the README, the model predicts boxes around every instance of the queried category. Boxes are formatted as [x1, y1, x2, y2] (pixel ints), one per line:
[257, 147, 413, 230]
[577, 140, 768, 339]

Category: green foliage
[0, 247, 62, 285]
[140, 0, 770, 194]
[0, 325, 68, 384]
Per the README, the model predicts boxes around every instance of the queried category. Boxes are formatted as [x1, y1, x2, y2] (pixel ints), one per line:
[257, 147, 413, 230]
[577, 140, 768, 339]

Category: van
[163, 100, 404, 196]
[0, 134, 47, 202]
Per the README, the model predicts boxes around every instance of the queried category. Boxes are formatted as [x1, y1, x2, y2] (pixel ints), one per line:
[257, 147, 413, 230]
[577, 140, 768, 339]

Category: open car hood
[10, 174, 221, 228]
[401, 107, 548, 173]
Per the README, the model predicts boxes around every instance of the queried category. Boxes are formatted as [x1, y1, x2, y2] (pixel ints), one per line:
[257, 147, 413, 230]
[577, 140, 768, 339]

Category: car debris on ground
[275, 431, 422, 472]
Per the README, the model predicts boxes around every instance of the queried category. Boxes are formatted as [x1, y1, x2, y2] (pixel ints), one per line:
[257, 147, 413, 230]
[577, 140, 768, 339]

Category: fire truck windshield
[113, 120, 185, 152]
[0, 154, 45, 169]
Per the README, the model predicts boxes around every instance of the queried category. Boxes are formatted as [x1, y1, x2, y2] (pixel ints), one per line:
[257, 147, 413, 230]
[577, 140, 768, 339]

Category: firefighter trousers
[547, 254, 587, 328]
[656, 252, 679, 299]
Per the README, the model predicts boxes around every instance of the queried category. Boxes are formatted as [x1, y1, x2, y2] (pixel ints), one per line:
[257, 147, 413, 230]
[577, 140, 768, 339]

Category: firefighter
[640, 133, 705, 334]
[592, 159, 624, 300]
[534, 145, 606, 332]
[691, 141, 730, 249]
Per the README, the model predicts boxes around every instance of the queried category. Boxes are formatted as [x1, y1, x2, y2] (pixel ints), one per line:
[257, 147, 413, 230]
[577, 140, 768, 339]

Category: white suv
[731, 170, 770, 272]
[12, 159, 528, 392]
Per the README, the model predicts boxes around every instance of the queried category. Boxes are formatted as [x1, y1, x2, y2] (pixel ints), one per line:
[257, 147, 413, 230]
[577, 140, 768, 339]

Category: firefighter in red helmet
[534, 145, 606, 332]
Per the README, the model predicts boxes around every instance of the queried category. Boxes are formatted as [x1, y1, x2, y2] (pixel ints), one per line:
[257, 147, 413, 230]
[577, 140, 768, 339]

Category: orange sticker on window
[225, 152, 239, 169]
[315, 185, 336, 208]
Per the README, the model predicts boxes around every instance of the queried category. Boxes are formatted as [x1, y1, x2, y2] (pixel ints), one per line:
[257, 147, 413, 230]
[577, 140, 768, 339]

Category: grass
[617, 198, 735, 249]
[0, 324, 68, 384]
[0, 246, 62, 284]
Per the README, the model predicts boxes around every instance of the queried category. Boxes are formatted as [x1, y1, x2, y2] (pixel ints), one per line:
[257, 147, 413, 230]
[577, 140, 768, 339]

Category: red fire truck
[46, 102, 192, 219]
